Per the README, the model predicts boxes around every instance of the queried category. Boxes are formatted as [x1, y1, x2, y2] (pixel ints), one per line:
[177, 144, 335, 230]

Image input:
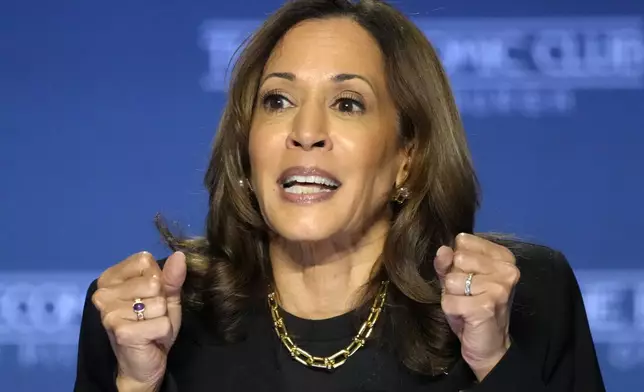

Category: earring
[392, 186, 410, 204]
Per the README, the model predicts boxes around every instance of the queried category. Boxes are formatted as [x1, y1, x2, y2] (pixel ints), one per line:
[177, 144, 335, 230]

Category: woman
[74, 1, 605, 391]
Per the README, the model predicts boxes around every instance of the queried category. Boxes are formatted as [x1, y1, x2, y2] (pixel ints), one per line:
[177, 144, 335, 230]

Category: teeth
[283, 175, 339, 187]
[284, 185, 334, 194]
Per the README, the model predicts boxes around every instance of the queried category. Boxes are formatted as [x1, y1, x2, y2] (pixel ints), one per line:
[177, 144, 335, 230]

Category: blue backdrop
[1, 1, 643, 390]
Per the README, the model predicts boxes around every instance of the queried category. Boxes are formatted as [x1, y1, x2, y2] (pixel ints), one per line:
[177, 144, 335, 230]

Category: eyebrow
[261, 72, 375, 91]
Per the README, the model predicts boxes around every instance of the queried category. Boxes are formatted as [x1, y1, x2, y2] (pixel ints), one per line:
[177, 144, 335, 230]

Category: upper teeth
[283, 175, 339, 187]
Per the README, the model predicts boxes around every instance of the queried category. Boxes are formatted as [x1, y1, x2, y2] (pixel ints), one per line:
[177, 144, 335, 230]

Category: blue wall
[1, 1, 643, 390]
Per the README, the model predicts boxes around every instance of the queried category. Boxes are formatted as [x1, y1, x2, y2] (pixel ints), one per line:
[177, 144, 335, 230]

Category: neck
[269, 219, 390, 320]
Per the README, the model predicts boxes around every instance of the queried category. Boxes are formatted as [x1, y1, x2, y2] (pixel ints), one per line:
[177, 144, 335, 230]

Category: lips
[277, 166, 341, 203]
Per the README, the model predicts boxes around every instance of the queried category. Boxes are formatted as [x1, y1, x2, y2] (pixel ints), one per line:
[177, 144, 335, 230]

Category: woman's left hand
[434, 233, 520, 381]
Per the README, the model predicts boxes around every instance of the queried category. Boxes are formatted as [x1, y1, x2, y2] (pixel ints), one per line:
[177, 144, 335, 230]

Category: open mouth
[281, 175, 340, 194]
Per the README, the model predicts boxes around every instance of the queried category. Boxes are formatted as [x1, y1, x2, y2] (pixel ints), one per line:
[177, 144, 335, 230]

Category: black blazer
[74, 242, 605, 391]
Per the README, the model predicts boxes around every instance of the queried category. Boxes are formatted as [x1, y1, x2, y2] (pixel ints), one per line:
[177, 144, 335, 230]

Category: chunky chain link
[267, 281, 389, 370]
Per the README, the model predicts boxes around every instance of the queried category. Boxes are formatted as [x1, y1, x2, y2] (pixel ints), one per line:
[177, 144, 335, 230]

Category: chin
[267, 212, 344, 243]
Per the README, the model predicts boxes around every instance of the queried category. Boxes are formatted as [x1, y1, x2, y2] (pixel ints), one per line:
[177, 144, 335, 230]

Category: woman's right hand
[91, 251, 187, 392]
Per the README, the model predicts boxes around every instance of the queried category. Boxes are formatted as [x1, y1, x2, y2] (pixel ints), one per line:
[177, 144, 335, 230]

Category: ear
[395, 142, 413, 187]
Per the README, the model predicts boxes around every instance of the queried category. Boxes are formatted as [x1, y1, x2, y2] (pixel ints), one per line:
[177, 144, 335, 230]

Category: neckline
[277, 306, 360, 342]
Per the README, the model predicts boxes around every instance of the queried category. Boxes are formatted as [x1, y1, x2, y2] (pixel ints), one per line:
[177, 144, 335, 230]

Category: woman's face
[249, 17, 409, 243]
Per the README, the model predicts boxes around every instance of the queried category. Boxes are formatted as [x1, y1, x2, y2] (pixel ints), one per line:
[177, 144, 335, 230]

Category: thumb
[162, 251, 187, 340]
[162, 251, 187, 299]
[434, 245, 454, 288]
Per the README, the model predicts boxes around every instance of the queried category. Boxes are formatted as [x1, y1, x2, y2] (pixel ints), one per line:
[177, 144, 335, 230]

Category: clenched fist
[91, 251, 187, 392]
[434, 233, 520, 381]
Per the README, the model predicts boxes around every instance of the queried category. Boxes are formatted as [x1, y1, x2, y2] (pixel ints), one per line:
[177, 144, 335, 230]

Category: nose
[286, 103, 332, 151]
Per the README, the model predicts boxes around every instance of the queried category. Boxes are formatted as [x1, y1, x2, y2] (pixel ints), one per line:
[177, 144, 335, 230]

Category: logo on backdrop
[200, 17, 644, 117]
[0, 271, 643, 371]
[577, 270, 644, 370]
[0, 273, 91, 368]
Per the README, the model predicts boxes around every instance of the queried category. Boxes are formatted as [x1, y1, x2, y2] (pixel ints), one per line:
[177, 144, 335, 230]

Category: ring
[132, 298, 146, 321]
[464, 273, 474, 296]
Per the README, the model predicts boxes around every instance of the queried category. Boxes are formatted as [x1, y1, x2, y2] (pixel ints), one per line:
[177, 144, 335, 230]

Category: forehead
[263, 17, 385, 79]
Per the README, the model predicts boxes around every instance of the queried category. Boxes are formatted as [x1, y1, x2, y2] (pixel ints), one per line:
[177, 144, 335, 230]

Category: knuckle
[96, 275, 107, 289]
[159, 317, 172, 336]
[91, 288, 108, 309]
[440, 294, 451, 308]
[148, 277, 162, 294]
[501, 248, 516, 262]
[113, 325, 132, 346]
[488, 282, 504, 297]
[137, 251, 155, 270]
[102, 310, 120, 330]
[97, 270, 113, 289]
[441, 295, 459, 315]
[444, 273, 458, 290]
[510, 267, 521, 285]
[494, 285, 511, 303]
[501, 264, 521, 285]
[163, 317, 172, 332]
[453, 250, 466, 265]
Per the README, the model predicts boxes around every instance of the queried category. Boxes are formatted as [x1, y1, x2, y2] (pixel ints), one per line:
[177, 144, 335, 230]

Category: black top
[74, 242, 606, 391]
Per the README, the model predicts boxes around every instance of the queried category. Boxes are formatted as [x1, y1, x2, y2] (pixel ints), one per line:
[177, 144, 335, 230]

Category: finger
[455, 233, 515, 264]
[162, 252, 187, 333]
[111, 316, 173, 347]
[441, 293, 496, 322]
[93, 275, 162, 310]
[98, 252, 162, 288]
[433, 246, 454, 286]
[102, 296, 167, 323]
[452, 250, 495, 275]
[443, 271, 487, 296]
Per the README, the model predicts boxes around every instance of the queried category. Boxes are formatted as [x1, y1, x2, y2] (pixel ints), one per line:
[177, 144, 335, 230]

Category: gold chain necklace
[267, 280, 389, 370]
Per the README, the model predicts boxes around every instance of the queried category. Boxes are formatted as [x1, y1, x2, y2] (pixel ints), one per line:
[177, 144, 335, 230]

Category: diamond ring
[464, 273, 474, 296]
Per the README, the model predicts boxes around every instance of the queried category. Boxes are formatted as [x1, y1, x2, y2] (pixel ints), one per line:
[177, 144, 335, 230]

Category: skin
[92, 251, 186, 392]
[435, 233, 519, 381]
[92, 17, 521, 392]
[248, 18, 409, 320]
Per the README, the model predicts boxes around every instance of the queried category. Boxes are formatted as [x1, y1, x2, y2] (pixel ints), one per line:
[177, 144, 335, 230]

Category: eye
[333, 94, 365, 115]
[261, 92, 294, 112]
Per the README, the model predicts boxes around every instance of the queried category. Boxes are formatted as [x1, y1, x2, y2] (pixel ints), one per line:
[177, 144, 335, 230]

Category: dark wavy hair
[157, 0, 481, 376]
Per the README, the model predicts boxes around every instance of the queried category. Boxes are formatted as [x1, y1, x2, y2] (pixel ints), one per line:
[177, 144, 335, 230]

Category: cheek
[340, 133, 400, 182]
[248, 132, 263, 169]
[248, 128, 284, 190]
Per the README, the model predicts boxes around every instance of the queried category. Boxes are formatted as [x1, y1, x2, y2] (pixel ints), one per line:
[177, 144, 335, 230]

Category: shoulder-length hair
[158, 0, 479, 376]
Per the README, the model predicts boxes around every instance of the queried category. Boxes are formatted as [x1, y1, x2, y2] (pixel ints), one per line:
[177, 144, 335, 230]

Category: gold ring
[132, 298, 146, 321]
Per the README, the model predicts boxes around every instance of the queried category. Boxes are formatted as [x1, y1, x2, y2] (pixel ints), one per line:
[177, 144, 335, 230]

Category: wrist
[468, 339, 512, 382]
[116, 375, 162, 392]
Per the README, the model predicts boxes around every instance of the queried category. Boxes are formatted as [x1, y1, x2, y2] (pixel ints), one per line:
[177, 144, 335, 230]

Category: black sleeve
[73, 280, 179, 392]
[73, 279, 118, 392]
[470, 251, 605, 392]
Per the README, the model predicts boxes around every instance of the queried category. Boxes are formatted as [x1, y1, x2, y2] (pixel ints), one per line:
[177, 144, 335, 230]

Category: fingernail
[436, 246, 444, 257]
